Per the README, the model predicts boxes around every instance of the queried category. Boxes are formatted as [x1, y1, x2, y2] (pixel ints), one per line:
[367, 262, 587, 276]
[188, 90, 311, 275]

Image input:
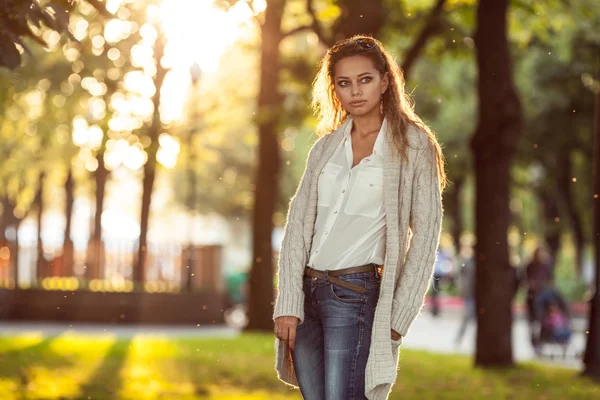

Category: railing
[0, 240, 223, 294]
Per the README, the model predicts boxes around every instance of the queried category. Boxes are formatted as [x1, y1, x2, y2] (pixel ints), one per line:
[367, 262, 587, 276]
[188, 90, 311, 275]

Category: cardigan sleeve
[272, 136, 325, 324]
[390, 141, 443, 336]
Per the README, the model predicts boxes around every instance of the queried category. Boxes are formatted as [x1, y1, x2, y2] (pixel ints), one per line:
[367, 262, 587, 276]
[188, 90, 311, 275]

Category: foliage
[0, 0, 108, 69]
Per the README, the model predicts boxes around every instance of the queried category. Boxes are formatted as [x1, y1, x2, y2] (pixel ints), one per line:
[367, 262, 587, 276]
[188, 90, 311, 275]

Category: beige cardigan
[272, 119, 443, 400]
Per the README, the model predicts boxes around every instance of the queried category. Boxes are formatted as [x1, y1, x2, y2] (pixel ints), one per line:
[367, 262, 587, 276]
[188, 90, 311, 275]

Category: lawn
[0, 332, 598, 399]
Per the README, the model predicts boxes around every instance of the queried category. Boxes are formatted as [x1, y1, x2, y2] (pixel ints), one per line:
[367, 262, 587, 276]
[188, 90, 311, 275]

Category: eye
[361, 77, 372, 83]
[338, 80, 349, 87]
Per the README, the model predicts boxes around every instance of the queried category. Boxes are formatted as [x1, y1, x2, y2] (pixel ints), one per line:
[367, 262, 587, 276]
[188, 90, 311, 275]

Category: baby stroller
[533, 286, 572, 359]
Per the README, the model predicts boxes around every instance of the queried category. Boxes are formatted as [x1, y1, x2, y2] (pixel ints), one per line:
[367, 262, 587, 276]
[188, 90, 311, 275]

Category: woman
[272, 36, 446, 400]
[524, 246, 552, 352]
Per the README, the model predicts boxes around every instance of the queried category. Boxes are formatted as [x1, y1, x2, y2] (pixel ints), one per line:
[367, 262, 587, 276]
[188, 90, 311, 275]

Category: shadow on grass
[0, 335, 74, 396]
[78, 338, 132, 399]
[165, 336, 286, 396]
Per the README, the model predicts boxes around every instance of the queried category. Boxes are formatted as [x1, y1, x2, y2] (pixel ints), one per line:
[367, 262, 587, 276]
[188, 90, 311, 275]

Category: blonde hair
[311, 35, 447, 191]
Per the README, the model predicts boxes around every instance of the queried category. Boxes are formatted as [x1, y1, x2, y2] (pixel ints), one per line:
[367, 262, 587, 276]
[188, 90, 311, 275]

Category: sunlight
[154, 0, 256, 124]
[159, 0, 244, 72]
[76, 0, 260, 173]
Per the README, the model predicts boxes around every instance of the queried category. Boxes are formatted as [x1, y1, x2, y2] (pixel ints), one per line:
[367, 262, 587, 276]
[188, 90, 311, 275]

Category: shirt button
[342, 190, 346, 193]
[333, 211, 338, 214]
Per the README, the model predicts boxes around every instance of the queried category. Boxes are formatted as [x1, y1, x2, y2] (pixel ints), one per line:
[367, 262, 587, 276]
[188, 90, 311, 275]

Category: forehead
[333, 55, 378, 78]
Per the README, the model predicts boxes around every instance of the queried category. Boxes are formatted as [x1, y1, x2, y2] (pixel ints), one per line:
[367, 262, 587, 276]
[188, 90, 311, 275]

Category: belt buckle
[308, 267, 318, 280]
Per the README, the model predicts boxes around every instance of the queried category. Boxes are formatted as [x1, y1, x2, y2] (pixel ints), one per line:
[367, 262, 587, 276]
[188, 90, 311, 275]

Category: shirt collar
[343, 117, 387, 156]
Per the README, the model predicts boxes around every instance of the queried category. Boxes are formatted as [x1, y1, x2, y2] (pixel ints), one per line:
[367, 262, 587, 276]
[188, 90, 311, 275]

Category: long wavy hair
[311, 35, 447, 191]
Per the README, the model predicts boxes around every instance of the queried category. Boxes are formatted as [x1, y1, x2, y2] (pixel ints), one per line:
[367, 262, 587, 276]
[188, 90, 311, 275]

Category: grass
[0, 332, 598, 399]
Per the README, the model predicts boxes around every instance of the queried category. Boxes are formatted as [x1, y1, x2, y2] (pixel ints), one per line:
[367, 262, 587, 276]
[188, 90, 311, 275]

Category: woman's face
[333, 55, 389, 118]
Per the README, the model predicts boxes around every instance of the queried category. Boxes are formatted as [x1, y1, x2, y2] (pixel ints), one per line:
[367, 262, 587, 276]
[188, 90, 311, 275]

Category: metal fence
[0, 240, 223, 293]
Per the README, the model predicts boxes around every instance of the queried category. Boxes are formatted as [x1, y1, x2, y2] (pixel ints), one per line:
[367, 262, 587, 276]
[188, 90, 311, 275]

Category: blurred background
[0, 0, 599, 399]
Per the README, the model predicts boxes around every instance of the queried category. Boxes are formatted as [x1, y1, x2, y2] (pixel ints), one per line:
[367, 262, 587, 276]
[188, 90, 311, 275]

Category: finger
[288, 325, 296, 350]
[275, 322, 285, 340]
[283, 324, 291, 343]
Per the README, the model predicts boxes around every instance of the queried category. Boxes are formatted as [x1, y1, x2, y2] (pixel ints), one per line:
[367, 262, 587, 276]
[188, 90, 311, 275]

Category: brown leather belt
[304, 264, 383, 294]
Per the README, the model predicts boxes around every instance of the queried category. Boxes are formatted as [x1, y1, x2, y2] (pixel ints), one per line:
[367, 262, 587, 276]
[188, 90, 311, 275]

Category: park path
[0, 308, 586, 369]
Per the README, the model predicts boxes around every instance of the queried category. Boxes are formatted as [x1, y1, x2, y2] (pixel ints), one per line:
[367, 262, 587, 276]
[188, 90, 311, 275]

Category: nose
[350, 81, 361, 97]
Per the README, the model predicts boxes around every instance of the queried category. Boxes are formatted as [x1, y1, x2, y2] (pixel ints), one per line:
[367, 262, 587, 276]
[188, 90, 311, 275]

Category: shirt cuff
[273, 290, 305, 324]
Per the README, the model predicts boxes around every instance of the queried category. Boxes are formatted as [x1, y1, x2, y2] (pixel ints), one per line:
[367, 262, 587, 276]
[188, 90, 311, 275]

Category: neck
[351, 109, 383, 138]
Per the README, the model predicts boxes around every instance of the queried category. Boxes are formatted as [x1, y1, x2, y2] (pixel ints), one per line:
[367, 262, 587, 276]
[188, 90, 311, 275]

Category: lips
[350, 100, 366, 106]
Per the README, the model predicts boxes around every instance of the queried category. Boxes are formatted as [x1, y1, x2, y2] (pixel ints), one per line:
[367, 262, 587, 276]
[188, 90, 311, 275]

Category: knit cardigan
[272, 118, 443, 400]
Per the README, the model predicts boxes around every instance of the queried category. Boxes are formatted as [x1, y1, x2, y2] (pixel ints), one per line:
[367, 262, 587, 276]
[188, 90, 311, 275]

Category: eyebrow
[336, 72, 374, 80]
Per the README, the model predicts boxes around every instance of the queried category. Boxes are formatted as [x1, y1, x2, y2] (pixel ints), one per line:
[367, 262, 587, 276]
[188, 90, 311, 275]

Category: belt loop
[324, 269, 330, 285]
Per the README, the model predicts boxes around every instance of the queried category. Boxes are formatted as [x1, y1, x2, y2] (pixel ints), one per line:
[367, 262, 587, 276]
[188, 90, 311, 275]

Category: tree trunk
[0, 196, 9, 245]
[87, 150, 108, 282]
[471, 0, 522, 367]
[1, 195, 14, 286]
[1, 195, 25, 289]
[134, 27, 167, 288]
[35, 172, 46, 284]
[583, 74, 600, 379]
[558, 151, 585, 277]
[332, 0, 384, 42]
[245, 0, 285, 332]
[63, 167, 74, 277]
[13, 219, 21, 289]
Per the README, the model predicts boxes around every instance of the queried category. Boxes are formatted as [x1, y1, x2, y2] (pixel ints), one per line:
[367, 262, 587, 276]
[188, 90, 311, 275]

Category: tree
[133, 20, 168, 287]
[245, 0, 287, 331]
[583, 64, 600, 380]
[471, 0, 523, 366]
[0, 0, 108, 69]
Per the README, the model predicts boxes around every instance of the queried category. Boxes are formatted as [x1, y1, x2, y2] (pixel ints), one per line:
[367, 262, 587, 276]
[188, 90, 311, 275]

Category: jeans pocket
[329, 280, 366, 303]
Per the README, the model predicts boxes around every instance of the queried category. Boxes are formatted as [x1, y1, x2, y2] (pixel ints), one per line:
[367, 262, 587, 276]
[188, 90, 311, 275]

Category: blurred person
[454, 244, 475, 345]
[430, 248, 453, 317]
[524, 247, 552, 352]
[536, 284, 572, 358]
[272, 36, 446, 400]
[542, 301, 571, 344]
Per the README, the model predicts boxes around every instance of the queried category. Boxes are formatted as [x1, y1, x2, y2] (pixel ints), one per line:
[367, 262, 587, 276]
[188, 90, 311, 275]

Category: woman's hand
[274, 316, 300, 350]
[391, 329, 402, 341]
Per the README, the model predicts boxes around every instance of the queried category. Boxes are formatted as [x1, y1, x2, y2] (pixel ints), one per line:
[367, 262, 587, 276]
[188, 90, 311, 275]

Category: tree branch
[281, 0, 332, 46]
[401, 0, 447, 80]
[282, 25, 313, 39]
[306, 0, 332, 47]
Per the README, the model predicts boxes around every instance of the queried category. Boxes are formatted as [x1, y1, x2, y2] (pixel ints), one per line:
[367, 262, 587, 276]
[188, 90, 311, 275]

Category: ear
[381, 72, 390, 94]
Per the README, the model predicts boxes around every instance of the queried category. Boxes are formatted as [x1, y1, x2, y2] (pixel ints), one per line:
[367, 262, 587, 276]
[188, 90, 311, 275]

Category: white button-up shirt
[307, 118, 387, 271]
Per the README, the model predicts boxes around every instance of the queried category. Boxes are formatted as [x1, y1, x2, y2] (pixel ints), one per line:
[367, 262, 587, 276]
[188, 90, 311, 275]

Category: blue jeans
[291, 269, 381, 400]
